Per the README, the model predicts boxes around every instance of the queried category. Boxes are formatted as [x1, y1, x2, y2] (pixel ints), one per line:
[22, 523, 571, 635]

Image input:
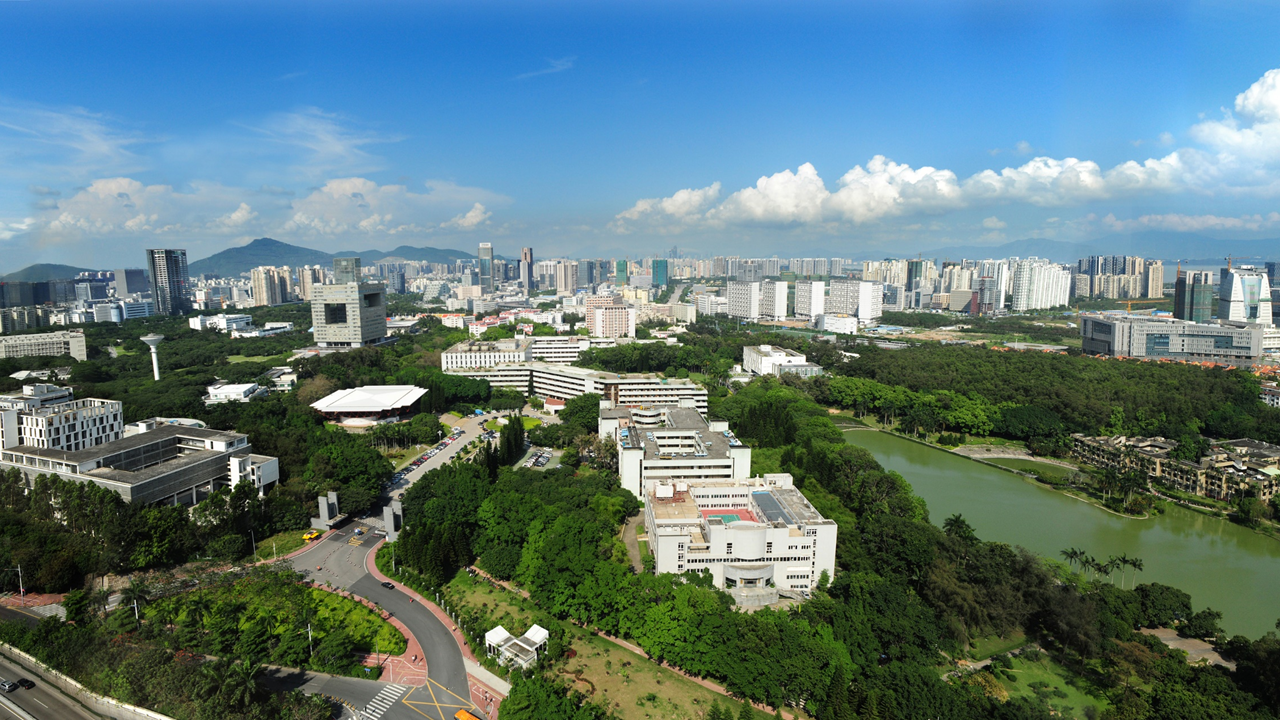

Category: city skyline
[2, 2, 1280, 270]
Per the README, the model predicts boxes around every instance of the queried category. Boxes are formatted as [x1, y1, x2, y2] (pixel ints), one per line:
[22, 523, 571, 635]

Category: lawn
[986, 458, 1076, 482]
[995, 653, 1108, 719]
[226, 354, 282, 364]
[484, 417, 543, 431]
[250, 528, 313, 561]
[968, 632, 1027, 661]
[308, 587, 407, 656]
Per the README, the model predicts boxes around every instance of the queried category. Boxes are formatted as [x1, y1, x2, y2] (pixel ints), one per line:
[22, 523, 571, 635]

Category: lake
[846, 429, 1280, 638]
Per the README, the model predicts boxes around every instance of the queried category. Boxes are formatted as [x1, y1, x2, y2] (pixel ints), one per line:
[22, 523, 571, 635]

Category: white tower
[141, 334, 164, 381]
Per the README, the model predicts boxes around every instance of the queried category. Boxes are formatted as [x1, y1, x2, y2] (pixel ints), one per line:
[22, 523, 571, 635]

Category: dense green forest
[383, 377, 1280, 720]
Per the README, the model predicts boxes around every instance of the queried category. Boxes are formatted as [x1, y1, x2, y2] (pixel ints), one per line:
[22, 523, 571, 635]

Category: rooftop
[6, 425, 248, 486]
[310, 385, 428, 413]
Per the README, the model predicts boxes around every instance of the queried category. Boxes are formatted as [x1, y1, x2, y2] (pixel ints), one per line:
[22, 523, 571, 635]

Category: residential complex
[1072, 434, 1280, 504]
[147, 249, 192, 316]
[588, 305, 637, 338]
[760, 280, 788, 321]
[794, 280, 824, 320]
[727, 281, 761, 321]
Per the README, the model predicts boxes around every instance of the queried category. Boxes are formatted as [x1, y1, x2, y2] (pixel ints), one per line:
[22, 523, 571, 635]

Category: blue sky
[2, 0, 1280, 269]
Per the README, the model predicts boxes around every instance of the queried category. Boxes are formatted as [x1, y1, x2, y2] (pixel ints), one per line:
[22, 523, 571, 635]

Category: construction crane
[1123, 298, 1167, 312]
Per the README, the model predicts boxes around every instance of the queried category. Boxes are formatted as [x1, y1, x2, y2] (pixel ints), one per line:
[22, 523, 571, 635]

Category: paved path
[1140, 628, 1236, 670]
[290, 528, 481, 720]
[395, 413, 490, 490]
[622, 515, 644, 573]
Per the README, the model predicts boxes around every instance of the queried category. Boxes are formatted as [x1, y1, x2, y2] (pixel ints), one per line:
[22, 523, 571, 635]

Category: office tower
[727, 281, 761, 321]
[520, 248, 534, 290]
[386, 271, 406, 294]
[75, 281, 108, 302]
[652, 259, 669, 287]
[906, 259, 926, 292]
[555, 262, 579, 294]
[310, 282, 386, 348]
[760, 280, 788, 320]
[478, 243, 494, 293]
[113, 268, 149, 296]
[795, 280, 825, 320]
[576, 260, 595, 287]
[1174, 270, 1215, 324]
[333, 257, 361, 284]
[615, 260, 629, 284]
[1219, 266, 1273, 326]
[146, 249, 191, 316]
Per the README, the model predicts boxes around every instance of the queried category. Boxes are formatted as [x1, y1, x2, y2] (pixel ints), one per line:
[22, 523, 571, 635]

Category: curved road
[290, 528, 474, 720]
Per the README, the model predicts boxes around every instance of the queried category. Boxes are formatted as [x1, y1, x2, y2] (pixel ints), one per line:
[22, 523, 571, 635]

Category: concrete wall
[0, 642, 175, 720]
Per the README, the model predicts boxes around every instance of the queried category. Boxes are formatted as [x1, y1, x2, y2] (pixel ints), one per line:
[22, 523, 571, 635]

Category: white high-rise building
[827, 278, 857, 315]
[589, 305, 637, 338]
[794, 280, 825, 320]
[1219, 266, 1273, 326]
[727, 281, 761, 321]
[760, 280, 788, 321]
[1010, 258, 1071, 312]
[853, 281, 883, 321]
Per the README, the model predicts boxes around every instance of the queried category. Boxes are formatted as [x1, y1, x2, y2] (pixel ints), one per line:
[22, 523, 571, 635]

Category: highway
[0, 652, 99, 720]
[291, 529, 476, 720]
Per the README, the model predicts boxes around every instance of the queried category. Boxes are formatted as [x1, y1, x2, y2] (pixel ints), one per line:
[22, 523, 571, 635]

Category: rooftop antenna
[140, 334, 164, 381]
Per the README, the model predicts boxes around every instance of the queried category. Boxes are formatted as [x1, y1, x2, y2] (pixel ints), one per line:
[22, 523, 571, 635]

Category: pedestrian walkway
[361, 683, 407, 719]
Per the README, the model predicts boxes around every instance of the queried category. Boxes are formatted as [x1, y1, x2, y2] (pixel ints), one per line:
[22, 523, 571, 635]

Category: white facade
[527, 336, 618, 364]
[189, 314, 254, 332]
[1219, 267, 1273, 327]
[0, 331, 88, 362]
[1010, 258, 1071, 312]
[794, 280, 825, 320]
[451, 362, 708, 414]
[589, 305, 637, 338]
[0, 396, 123, 452]
[759, 280, 788, 321]
[442, 339, 534, 371]
[816, 313, 858, 334]
[644, 472, 837, 594]
[727, 281, 761, 321]
[600, 404, 752, 499]
[206, 383, 266, 404]
[853, 281, 883, 321]
[695, 294, 728, 316]
[742, 345, 822, 377]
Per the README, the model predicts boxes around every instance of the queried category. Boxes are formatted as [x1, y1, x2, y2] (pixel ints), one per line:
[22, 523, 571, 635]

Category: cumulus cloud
[982, 216, 1007, 229]
[614, 68, 1280, 233]
[441, 203, 492, 229]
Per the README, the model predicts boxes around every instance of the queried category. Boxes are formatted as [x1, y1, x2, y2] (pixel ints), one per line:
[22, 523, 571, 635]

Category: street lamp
[2, 565, 23, 606]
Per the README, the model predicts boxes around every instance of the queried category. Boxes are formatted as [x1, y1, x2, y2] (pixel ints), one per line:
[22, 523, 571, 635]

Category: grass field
[968, 632, 1027, 660]
[996, 654, 1108, 719]
[308, 587, 407, 655]
[987, 458, 1076, 482]
[227, 354, 283, 364]
[251, 528, 312, 561]
[484, 417, 543, 431]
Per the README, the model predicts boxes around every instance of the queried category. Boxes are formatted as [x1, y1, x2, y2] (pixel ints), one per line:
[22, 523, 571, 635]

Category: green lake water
[845, 429, 1280, 638]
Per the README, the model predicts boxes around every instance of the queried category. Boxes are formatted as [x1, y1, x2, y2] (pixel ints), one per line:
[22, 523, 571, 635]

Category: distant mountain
[923, 233, 1280, 265]
[188, 238, 478, 277]
[1, 263, 94, 282]
[333, 244, 477, 264]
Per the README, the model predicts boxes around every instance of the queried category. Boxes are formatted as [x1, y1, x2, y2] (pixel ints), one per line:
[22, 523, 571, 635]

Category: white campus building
[760, 280, 788, 321]
[450, 362, 708, 414]
[600, 403, 752, 499]
[0, 386, 123, 453]
[742, 345, 824, 378]
[442, 336, 625, 370]
[794, 280, 825, 320]
[189, 314, 254, 332]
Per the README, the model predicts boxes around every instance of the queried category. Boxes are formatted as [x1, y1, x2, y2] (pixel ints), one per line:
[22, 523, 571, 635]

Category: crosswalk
[362, 683, 407, 719]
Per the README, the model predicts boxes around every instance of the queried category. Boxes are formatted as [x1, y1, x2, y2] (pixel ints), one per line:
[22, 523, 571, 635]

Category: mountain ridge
[187, 238, 477, 277]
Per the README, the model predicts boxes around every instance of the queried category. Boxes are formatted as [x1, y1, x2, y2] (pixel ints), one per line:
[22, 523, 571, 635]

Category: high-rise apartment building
[333, 257, 361, 284]
[1219, 266, 1273, 326]
[588, 306, 637, 338]
[113, 268, 149, 296]
[760, 280, 788, 320]
[298, 266, 324, 301]
[146, 249, 191, 316]
[250, 266, 288, 307]
[794, 280, 825, 320]
[1174, 270, 1215, 324]
[727, 281, 761, 321]
[478, 243, 494, 293]
[853, 281, 883, 321]
[1010, 258, 1071, 312]
[555, 262, 578, 295]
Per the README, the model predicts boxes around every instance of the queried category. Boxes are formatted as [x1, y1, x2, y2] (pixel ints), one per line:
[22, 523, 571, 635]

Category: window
[726, 543, 733, 555]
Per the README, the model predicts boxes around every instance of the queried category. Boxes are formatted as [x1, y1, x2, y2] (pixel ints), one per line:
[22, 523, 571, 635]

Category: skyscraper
[333, 257, 361, 284]
[652, 259, 669, 287]
[1219, 266, 1272, 326]
[478, 243, 494, 293]
[795, 280, 825, 320]
[520, 247, 534, 291]
[146, 249, 191, 316]
[1174, 270, 1215, 324]
[615, 259, 629, 284]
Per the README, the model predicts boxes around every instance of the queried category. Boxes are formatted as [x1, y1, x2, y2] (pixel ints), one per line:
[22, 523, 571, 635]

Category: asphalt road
[291, 530, 473, 720]
[0, 653, 99, 720]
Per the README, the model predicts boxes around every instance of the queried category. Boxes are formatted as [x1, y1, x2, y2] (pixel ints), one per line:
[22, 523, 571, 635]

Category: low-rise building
[0, 391, 123, 452]
[484, 625, 549, 670]
[442, 338, 534, 371]
[0, 423, 278, 504]
[0, 330, 87, 362]
[231, 322, 295, 338]
[309, 385, 428, 425]
[815, 313, 858, 335]
[189, 314, 254, 332]
[645, 472, 837, 600]
[1080, 313, 1263, 365]
[601, 403, 752, 499]
[0, 383, 74, 411]
[450, 362, 708, 414]
[206, 382, 268, 405]
[1071, 434, 1280, 503]
[742, 345, 824, 378]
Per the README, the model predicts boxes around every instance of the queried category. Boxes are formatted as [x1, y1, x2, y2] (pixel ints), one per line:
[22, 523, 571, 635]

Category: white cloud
[0, 100, 147, 181]
[249, 107, 401, 178]
[211, 202, 258, 229]
[1103, 211, 1280, 233]
[612, 182, 721, 232]
[1189, 69, 1280, 165]
[441, 203, 492, 230]
[982, 216, 1007, 229]
[515, 57, 576, 80]
[1015, 140, 1033, 155]
[1159, 132, 1175, 146]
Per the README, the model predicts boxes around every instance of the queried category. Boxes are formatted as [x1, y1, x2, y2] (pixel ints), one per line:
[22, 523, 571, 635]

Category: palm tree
[1129, 557, 1145, 588]
[224, 660, 261, 709]
[120, 579, 150, 617]
[196, 658, 227, 701]
[1060, 548, 1081, 572]
[185, 595, 212, 629]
